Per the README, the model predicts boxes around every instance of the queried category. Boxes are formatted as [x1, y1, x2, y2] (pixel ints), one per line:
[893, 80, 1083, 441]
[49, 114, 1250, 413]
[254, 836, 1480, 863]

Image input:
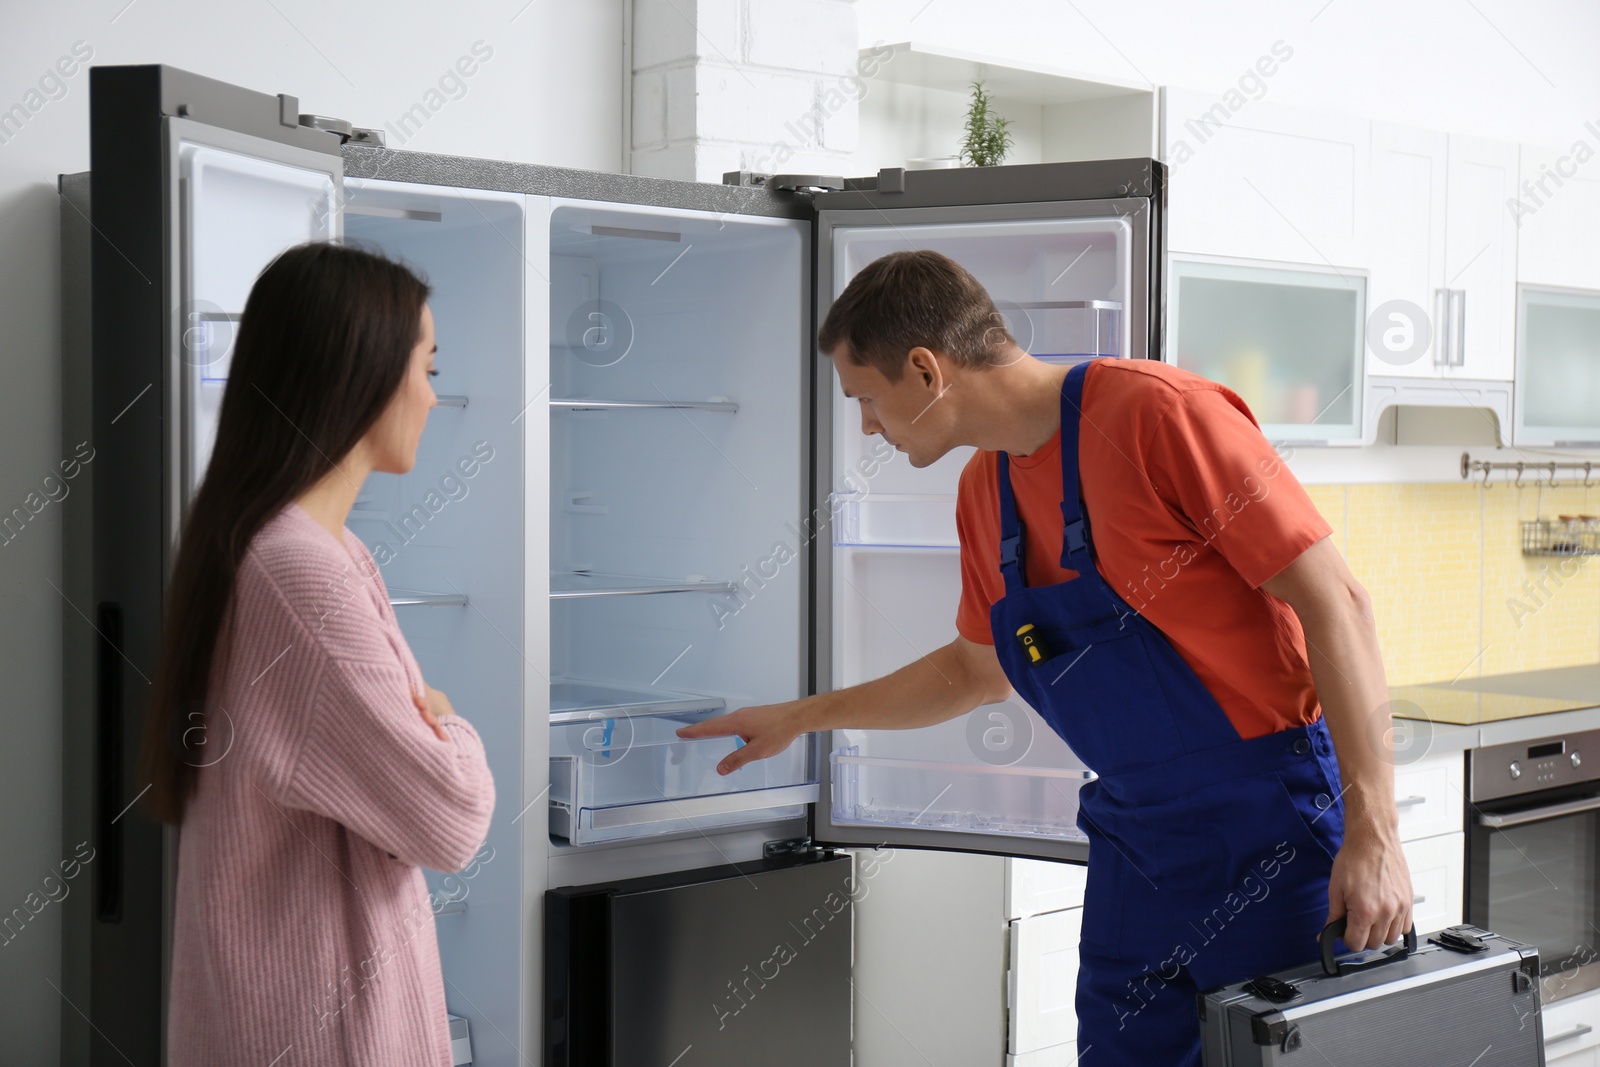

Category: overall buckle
[1062, 518, 1088, 555]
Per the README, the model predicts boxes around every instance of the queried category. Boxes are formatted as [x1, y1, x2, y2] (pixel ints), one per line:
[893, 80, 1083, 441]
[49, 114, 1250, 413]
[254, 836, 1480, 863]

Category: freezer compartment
[545, 852, 852, 1067]
[549, 706, 815, 845]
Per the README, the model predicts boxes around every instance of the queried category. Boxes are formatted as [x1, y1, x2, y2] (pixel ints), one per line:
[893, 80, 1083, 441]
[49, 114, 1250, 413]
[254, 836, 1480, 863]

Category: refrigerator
[62, 63, 1165, 1067]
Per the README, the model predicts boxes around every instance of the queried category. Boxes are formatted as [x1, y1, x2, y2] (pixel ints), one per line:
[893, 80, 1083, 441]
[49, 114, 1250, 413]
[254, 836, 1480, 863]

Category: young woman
[141, 242, 496, 1066]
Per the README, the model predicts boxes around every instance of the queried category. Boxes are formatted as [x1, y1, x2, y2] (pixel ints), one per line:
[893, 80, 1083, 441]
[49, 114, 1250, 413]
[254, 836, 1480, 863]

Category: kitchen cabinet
[1008, 906, 1084, 1061]
[1163, 88, 1370, 268]
[1444, 135, 1520, 379]
[1514, 284, 1600, 446]
[1393, 747, 1466, 840]
[1168, 255, 1366, 441]
[1402, 832, 1465, 933]
[1518, 142, 1600, 292]
[1514, 143, 1600, 445]
[1366, 124, 1449, 377]
[1366, 127, 1519, 380]
[1544, 989, 1600, 1064]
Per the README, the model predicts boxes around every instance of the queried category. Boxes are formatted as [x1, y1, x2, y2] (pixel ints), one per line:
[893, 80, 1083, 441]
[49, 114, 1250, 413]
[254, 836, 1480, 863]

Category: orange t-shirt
[954, 358, 1334, 742]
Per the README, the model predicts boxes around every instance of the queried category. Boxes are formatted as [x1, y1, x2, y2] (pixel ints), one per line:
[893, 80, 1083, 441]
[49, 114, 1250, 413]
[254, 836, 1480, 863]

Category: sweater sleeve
[246, 540, 496, 873]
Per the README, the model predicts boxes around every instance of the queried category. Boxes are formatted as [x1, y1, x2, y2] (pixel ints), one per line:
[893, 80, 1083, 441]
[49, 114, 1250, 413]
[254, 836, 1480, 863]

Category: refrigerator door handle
[95, 602, 124, 922]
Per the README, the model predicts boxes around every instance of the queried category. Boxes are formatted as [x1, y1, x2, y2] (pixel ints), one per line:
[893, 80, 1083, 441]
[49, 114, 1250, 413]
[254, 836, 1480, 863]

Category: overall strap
[995, 451, 1028, 593]
[1058, 360, 1097, 570]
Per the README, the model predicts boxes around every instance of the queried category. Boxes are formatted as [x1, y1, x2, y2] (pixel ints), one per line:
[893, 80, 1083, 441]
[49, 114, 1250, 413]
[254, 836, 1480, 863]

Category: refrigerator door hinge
[765, 835, 830, 859]
[298, 113, 356, 142]
[874, 167, 906, 193]
[721, 171, 845, 193]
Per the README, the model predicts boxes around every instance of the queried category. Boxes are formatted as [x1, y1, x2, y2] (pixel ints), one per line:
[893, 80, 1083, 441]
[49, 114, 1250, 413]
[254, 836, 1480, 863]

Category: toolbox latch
[1430, 928, 1490, 954]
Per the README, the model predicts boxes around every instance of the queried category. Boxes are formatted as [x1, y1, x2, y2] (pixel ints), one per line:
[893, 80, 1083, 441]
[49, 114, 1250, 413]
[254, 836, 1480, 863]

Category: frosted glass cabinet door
[1514, 286, 1600, 445]
[171, 119, 341, 502]
[1169, 257, 1366, 442]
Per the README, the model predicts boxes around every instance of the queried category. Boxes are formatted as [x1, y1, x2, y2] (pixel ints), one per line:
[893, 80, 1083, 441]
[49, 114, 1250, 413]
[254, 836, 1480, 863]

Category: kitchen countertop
[1390, 663, 1600, 755]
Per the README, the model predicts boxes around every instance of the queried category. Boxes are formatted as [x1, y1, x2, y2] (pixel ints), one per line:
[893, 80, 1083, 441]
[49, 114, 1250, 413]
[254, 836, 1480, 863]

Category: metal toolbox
[1200, 922, 1544, 1066]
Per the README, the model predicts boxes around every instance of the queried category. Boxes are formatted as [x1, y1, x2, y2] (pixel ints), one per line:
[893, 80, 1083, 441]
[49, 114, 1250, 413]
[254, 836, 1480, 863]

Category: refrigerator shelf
[387, 590, 469, 607]
[550, 571, 737, 599]
[550, 397, 739, 413]
[549, 679, 725, 725]
[550, 706, 814, 845]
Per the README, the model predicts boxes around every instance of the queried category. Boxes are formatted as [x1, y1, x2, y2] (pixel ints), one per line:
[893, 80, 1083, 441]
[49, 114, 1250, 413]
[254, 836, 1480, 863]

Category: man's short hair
[817, 249, 1012, 381]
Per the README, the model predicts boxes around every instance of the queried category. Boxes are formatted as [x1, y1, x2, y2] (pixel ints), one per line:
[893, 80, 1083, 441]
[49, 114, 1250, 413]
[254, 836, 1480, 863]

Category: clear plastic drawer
[549, 693, 815, 845]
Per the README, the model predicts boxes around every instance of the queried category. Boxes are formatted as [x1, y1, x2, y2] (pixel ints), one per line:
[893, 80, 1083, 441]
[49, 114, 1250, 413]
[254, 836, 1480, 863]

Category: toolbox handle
[1318, 919, 1418, 977]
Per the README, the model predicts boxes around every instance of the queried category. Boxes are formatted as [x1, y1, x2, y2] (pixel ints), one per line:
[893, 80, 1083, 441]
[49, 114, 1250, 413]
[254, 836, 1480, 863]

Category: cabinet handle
[1432, 288, 1451, 366]
[1450, 289, 1467, 367]
[1412, 893, 1426, 904]
[1547, 1024, 1594, 1046]
[1395, 794, 1428, 809]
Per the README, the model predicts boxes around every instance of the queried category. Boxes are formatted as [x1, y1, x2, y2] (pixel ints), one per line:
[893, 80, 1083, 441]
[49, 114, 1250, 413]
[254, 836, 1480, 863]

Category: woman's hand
[412, 685, 456, 741]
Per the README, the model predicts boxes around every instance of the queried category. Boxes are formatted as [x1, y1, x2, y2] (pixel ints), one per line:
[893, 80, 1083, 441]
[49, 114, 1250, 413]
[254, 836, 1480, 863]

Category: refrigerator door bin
[834, 494, 958, 548]
[549, 707, 816, 845]
[830, 741, 1094, 842]
[998, 299, 1123, 363]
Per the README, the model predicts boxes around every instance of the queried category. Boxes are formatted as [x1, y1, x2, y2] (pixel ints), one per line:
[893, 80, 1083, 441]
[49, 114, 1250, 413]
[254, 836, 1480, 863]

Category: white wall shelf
[856, 42, 1158, 172]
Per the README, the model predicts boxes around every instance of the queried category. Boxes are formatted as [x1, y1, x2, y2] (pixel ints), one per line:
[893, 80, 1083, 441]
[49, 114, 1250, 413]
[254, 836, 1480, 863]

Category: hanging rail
[1460, 452, 1598, 489]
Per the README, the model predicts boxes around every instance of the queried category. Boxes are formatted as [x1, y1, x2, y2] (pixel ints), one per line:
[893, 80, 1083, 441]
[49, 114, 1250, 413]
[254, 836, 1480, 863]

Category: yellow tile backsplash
[1304, 482, 1600, 686]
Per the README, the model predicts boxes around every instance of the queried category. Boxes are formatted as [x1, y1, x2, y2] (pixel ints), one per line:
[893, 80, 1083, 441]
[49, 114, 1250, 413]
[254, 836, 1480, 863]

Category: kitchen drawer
[1009, 907, 1083, 1054]
[1007, 1041, 1080, 1067]
[1545, 989, 1600, 1060]
[1392, 749, 1464, 841]
[1006, 858, 1088, 920]
[1401, 831, 1464, 933]
[1549, 1047, 1599, 1067]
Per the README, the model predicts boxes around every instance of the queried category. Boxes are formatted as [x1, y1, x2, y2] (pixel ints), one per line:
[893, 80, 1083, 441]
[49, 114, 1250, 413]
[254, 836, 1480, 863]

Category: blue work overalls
[991, 359, 1347, 1066]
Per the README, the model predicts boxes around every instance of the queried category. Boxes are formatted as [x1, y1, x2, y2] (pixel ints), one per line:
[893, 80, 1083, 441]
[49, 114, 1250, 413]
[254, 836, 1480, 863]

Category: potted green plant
[959, 80, 1013, 167]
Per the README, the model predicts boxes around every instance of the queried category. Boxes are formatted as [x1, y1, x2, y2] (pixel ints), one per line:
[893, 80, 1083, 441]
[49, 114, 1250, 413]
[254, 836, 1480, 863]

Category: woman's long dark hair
[140, 241, 431, 824]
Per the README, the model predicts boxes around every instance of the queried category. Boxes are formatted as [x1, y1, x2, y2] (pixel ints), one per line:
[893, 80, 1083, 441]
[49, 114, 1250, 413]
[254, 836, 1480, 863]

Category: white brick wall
[630, 0, 860, 183]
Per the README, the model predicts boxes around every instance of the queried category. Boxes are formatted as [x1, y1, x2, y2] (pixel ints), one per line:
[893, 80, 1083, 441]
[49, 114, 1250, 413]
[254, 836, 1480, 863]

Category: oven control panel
[1471, 726, 1600, 802]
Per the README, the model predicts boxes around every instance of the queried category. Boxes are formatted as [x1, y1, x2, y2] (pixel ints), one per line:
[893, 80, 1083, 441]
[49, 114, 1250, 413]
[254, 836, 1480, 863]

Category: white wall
[0, 2, 620, 1062]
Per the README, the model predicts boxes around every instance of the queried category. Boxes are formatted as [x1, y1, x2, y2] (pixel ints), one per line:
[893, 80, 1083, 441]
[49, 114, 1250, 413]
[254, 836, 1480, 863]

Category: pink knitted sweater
[167, 502, 495, 1066]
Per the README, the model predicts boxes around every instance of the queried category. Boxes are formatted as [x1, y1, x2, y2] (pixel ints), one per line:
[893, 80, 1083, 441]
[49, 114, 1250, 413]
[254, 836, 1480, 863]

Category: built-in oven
[1467, 725, 1600, 1005]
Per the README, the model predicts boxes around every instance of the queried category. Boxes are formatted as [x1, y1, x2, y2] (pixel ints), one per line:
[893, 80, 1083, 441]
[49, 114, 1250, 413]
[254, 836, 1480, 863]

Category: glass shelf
[387, 590, 469, 607]
[550, 679, 725, 725]
[550, 571, 737, 599]
[550, 706, 814, 845]
[550, 398, 739, 413]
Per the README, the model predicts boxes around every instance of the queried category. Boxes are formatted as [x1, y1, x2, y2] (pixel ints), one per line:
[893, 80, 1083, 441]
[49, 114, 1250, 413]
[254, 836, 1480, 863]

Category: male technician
[680, 249, 1412, 1065]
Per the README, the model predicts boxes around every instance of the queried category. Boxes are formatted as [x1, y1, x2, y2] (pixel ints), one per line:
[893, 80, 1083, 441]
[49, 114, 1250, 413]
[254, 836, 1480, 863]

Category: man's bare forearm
[804, 637, 1011, 733]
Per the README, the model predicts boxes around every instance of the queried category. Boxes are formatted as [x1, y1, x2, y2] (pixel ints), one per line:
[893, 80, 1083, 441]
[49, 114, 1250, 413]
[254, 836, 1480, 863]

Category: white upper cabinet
[1366, 128, 1518, 381]
[1163, 87, 1370, 268]
[1366, 124, 1448, 378]
[1517, 142, 1600, 291]
[1444, 135, 1520, 379]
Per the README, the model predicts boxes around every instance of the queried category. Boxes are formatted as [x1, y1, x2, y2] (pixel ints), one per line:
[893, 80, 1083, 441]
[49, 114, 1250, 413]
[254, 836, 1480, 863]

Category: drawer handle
[1411, 894, 1426, 905]
[1395, 795, 1428, 809]
[1548, 1024, 1594, 1046]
